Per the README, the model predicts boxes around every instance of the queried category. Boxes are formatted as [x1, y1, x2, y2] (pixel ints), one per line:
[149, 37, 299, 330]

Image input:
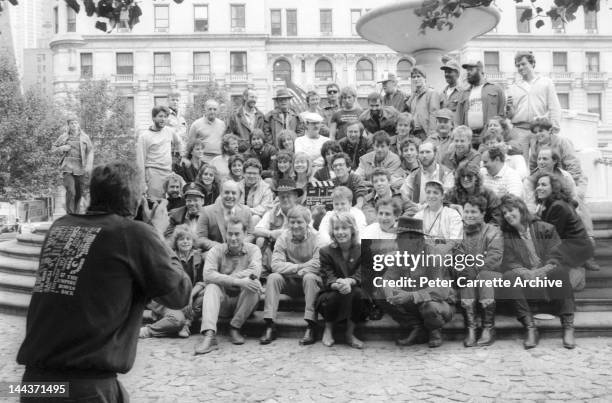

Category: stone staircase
[2, 213, 612, 341]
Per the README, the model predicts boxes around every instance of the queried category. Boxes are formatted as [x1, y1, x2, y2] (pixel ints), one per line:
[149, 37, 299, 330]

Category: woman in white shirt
[318, 186, 367, 246]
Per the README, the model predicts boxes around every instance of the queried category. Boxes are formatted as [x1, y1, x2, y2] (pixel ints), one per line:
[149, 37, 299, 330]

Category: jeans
[63, 172, 88, 214]
[264, 272, 321, 322]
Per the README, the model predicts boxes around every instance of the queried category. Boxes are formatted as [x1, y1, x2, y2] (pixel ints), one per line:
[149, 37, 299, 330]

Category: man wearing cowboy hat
[379, 72, 407, 113]
[165, 183, 206, 238]
[254, 178, 304, 273]
[439, 61, 463, 112]
[378, 216, 456, 348]
[264, 88, 304, 148]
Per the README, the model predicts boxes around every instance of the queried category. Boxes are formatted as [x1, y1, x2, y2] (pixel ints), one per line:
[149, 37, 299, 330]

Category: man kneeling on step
[260, 205, 323, 345]
[194, 217, 263, 355]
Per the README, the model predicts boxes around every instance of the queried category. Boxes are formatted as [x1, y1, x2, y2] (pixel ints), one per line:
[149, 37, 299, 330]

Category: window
[351, 9, 362, 36]
[123, 96, 135, 124]
[154, 5, 169, 32]
[356, 59, 374, 81]
[194, 5, 208, 32]
[271, 9, 281, 36]
[231, 5, 245, 30]
[273, 59, 291, 82]
[53, 6, 59, 34]
[154, 96, 169, 107]
[397, 59, 412, 80]
[80, 53, 92, 78]
[315, 59, 333, 81]
[587, 93, 602, 120]
[320, 9, 332, 34]
[67, 7, 77, 32]
[552, 16, 565, 32]
[553, 52, 567, 73]
[516, 7, 530, 33]
[154, 52, 171, 75]
[585, 10, 597, 31]
[116, 53, 133, 75]
[193, 52, 211, 74]
[230, 52, 247, 74]
[557, 93, 569, 110]
[286, 9, 297, 36]
[586, 52, 600, 72]
[484, 51, 500, 73]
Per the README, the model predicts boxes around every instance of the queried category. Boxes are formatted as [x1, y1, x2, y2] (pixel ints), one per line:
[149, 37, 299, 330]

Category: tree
[183, 81, 230, 128]
[414, 0, 599, 33]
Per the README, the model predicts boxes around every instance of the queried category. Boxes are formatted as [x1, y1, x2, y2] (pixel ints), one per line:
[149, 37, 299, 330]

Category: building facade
[46, 0, 612, 143]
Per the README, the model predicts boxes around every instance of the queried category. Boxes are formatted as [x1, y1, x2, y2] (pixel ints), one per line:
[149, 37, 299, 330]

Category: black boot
[396, 326, 426, 346]
[477, 302, 496, 346]
[520, 314, 538, 349]
[561, 314, 576, 349]
[428, 329, 443, 348]
[462, 302, 477, 348]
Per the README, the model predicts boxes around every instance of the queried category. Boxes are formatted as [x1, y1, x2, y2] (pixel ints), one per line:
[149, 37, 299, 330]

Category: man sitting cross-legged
[194, 217, 263, 355]
[260, 205, 323, 346]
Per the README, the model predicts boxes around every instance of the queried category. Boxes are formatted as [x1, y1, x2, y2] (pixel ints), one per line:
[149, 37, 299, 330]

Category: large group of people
[52, 51, 599, 359]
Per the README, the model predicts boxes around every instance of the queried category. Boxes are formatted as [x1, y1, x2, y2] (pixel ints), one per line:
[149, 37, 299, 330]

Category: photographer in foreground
[17, 161, 192, 402]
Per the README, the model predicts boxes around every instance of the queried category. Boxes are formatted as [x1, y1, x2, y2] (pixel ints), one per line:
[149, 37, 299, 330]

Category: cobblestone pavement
[1, 314, 611, 402]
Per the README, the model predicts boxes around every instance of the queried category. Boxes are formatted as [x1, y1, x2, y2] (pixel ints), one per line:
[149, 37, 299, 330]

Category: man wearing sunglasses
[322, 83, 340, 126]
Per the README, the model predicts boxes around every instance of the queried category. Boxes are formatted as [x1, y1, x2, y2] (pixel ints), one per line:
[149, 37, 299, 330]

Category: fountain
[356, 0, 500, 90]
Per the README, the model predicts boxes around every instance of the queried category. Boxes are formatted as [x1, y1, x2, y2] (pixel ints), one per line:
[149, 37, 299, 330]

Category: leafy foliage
[0, 52, 135, 199]
[415, 0, 599, 33]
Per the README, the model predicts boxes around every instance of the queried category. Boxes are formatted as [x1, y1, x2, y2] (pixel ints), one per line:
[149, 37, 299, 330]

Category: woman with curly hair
[228, 154, 245, 183]
[140, 225, 204, 339]
[444, 161, 502, 225]
[314, 140, 343, 181]
[179, 138, 207, 183]
[267, 150, 294, 188]
[209, 133, 240, 181]
[316, 212, 368, 349]
[195, 164, 221, 206]
[277, 129, 297, 154]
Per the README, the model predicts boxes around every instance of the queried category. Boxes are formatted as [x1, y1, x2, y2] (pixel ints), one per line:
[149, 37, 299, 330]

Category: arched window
[273, 59, 292, 82]
[396, 58, 413, 81]
[356, 58, 374, 81]
[315, 59, 333, 81]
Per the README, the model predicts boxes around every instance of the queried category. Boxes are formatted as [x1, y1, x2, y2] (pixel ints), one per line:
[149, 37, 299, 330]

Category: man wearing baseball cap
[439, 60, 463, 112]
[164, 183, 206, 238]
[455, 59, 506, 150]
[379, 72, 407, 113]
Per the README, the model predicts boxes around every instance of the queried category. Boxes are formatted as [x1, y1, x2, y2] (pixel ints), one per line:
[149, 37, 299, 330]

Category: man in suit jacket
[196, 180, 253, 251]
[165, 183, 206, 238]
[227, 88, 265, 153]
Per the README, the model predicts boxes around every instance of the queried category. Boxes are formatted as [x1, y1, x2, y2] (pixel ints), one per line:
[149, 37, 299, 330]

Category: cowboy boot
[561, 314, 576, 349]
[520, 313, 538, 350]
[462, 302, 477, 348]
[477, 302, 496, 346]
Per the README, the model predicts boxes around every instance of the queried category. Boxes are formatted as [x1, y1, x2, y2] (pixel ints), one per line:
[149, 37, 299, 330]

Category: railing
[153, 74, 174, 83]
[228, 73, 249, 82]
[485, 71, 505, 81]
[113, 74, 133, 82]
[190, 74, 212, 82]
[551, 72, 574, 81]
[583, 71, 606, 82]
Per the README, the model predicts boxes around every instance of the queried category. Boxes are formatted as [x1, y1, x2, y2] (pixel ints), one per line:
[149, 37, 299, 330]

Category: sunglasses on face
[327, 90, 338, 94]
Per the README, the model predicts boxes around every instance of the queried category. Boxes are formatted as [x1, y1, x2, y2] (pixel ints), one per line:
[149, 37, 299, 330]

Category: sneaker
[139, 326, 153, 338]
[178, 325, 191, 338]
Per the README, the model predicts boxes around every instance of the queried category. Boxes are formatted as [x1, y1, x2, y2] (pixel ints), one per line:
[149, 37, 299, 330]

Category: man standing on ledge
[17, 161, 192, 402]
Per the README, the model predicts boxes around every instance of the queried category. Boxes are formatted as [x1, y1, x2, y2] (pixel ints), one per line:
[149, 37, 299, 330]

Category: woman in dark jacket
[316, 212, 369, 349]
[534, 172, 594, 268]
[499, 194, 577, 350]
[314, 140, 342, 181]
[195, 164, 220, 207]
[444, 161, 502, 225]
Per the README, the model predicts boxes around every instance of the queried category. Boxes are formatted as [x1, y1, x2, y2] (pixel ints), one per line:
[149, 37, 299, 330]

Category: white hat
[302, 112, 323, 123]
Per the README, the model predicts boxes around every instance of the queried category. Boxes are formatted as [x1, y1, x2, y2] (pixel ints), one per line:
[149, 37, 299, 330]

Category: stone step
[0, 240, 40, 261]
[0, 290, 30, 316]
[16, 233, 46, 246]
[0, 255, 38, 275]
[586, 265, 612, 288]
[0, 271, 35, 293]
[201, 310, 612, 341]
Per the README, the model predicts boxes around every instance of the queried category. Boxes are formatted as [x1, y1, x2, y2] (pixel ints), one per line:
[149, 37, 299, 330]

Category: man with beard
[431, 108, 455, 164]
[355, 131, 404, 186]
[163, 173, 186, 211]
[506, 51, 561, 161]
[136, 106, 185, 201]
[188, 99, 227, 163]
[439, 61, 463, 112]
[264, 89, 304, 148]
[379, 72, 407, 113]
[456, 60, 506, 150]
[441, 126, 482, 170]
[260, 205, 322, 345]
[165, 183, 206, 238]
[227, 88, 265, 153]
[400, 140, 454, 204]
[359, 92, 399, 137]
[196, 180, 253, 251]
